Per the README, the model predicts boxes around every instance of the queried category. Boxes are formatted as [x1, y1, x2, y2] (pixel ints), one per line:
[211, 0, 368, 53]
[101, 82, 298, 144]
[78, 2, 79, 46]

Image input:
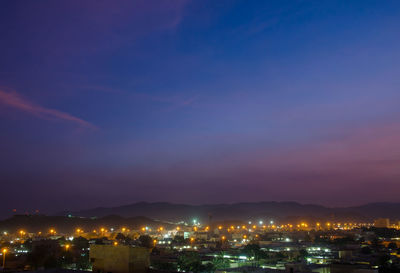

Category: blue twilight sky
[1, 0, 400, 217]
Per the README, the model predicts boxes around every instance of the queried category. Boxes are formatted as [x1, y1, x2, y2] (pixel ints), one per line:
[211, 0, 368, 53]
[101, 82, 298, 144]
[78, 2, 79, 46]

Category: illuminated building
[374, 218, 390, 228]
[90, 245, 150, 273]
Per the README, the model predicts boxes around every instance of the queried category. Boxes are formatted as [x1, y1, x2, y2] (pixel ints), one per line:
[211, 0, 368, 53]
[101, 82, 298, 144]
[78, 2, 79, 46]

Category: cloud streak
[0, 89, 96, 129]
[82, 85, 198, 109]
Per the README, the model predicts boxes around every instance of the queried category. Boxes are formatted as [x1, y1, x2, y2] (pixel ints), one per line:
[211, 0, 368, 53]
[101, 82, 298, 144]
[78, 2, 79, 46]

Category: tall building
[374, 218, 390, 228]
[90, 245, 150, 273]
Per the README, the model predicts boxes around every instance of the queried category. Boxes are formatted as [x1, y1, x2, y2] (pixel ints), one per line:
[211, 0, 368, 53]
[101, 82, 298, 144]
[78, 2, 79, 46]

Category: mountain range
[0, 214, 170, 234]
[61, 201, 400, 223]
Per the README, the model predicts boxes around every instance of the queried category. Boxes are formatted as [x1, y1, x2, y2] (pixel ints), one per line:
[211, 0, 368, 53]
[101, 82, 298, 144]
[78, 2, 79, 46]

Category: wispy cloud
[0, 89, 96, 129]
[82, 85, 198, 109]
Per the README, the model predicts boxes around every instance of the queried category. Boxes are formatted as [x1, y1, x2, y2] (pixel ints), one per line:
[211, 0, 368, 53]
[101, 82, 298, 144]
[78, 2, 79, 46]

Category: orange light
[113, 241, 118, 246]
[122, 227, 126, 232]
[218, 226, 222, 230]
[65, 244, 70, 250]
[141, 227, 146, 231]
[2, 248, 7, 254]
[221, 235, 226, 240]
[176, 226, 180, 231]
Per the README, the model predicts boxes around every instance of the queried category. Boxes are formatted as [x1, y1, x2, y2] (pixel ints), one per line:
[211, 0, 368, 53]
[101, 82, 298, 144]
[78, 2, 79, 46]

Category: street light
[2, 248, 7, 268]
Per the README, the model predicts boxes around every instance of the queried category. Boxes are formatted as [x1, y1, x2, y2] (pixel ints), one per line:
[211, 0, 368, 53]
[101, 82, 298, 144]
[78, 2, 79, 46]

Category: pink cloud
[0, 89, 96, 129]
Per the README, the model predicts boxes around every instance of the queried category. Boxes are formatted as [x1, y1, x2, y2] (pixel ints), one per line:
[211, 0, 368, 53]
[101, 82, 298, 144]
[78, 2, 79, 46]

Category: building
[330, 263, 378, 273]
[374, 218, 390, 228]
[90, 245, 150, 273]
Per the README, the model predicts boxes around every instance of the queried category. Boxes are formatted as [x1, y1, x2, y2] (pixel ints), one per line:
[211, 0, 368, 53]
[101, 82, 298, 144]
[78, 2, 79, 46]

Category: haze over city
[1, 0, 400, 219]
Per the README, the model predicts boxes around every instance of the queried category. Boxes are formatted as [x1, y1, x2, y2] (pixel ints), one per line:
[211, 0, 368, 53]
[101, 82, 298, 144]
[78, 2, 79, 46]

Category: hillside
[0, 214, 171, 233]
[61, 201, 400, 223]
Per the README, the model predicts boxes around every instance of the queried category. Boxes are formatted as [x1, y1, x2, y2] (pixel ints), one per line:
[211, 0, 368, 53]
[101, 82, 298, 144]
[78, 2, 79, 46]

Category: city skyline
[1, 1, 400, 218]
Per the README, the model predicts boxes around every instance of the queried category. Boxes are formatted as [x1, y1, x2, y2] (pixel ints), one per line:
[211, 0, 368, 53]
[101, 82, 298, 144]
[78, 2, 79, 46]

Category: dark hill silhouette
[60, 201, 400, 223]
[0, 214, 171, 233]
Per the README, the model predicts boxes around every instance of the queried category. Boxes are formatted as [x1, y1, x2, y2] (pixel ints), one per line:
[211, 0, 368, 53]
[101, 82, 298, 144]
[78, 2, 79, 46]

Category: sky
[1, 0, 400, 218]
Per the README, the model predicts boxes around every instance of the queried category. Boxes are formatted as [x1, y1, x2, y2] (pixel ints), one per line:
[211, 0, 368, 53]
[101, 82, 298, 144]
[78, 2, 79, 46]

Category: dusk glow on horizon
[1, 1, 400, 218]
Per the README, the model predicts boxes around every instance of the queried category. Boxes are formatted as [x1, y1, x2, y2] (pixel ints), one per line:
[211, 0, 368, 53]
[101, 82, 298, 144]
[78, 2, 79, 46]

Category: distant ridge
[60, 201, 400, 223]
[0, 214, 171, 233]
